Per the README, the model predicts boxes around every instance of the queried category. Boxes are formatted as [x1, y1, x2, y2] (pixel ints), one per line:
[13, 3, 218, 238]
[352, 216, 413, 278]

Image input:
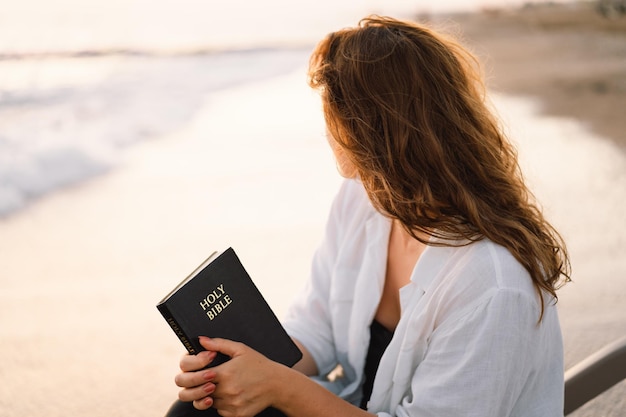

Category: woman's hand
[175, 336, 287, 416]
[175, 336, 373, 417]
[174, 342, 219, 410]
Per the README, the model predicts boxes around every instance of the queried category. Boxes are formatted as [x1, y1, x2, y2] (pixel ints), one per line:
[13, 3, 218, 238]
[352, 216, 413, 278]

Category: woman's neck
[392, 219, 429, 249]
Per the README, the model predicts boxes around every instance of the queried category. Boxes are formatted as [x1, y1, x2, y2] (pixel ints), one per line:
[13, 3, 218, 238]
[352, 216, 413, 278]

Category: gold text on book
[199, 283, 233, 320]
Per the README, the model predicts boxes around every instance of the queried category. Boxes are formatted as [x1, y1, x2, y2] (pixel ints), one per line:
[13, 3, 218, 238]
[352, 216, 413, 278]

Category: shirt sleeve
[282, 180, 351, 376]
[389, 289, 560, 417]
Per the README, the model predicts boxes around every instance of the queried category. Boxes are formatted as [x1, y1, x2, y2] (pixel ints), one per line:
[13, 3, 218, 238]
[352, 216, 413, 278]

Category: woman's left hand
[185, 336, 286, 416]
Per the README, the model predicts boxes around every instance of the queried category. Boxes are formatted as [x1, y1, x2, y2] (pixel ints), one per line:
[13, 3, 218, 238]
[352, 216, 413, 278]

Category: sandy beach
[0, 2, 624, 417]
[442, 1, 626, 150]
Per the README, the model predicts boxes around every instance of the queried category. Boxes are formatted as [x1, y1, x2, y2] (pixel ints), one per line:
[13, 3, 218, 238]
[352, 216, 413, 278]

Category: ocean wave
[0, 47, 311, 218]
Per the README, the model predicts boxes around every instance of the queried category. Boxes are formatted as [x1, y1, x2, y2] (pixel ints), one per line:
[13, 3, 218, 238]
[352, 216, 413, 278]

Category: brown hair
[309, 15, 570, 318]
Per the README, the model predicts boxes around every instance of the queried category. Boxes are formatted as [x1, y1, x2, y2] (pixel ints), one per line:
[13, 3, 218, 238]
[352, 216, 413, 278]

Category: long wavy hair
[309, 16, 570, 318]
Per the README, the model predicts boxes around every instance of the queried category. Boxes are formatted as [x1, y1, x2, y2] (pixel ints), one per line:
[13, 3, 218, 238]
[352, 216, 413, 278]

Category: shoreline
[430, 1, 626, 150]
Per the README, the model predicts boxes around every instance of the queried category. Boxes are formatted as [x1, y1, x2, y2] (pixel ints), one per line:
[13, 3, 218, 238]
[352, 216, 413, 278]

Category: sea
[0, 0, 573, 217]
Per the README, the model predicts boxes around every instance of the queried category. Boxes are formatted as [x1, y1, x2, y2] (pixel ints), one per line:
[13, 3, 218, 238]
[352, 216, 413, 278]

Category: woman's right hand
[174, 349, 219, 410]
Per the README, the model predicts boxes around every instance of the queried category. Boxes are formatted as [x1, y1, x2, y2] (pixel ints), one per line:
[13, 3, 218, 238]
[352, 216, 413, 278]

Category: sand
[0, 71, 339, 416]
[436, 1, 626, 149]
[0, 2, 624, 417]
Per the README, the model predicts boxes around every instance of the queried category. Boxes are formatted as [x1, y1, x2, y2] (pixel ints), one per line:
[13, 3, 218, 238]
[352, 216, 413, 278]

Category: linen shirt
[282, 179, 564, 417]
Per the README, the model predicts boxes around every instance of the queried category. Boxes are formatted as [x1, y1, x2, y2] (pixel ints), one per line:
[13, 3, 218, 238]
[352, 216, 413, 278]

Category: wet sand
[0, 71, 340, 416]
[438, 1, 626, 150]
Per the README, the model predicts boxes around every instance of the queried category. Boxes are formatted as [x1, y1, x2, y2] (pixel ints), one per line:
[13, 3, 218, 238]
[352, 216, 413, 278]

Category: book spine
[165, 316, 197, 355]
[158, 304, 198, 355]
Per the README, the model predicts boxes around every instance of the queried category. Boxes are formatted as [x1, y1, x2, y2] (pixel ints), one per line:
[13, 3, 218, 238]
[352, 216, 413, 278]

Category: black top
[360, 319, 394, 409]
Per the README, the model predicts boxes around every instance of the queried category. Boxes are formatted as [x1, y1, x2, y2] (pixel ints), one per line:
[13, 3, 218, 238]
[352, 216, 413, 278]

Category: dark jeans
[165, 400, 286, 417]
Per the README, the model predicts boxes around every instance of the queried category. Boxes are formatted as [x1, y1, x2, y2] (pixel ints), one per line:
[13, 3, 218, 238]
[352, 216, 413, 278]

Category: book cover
[157, 247, 302, 367]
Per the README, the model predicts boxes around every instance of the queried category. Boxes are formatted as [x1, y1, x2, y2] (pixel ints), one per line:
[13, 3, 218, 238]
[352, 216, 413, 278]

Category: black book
[157, 247, 302, 367]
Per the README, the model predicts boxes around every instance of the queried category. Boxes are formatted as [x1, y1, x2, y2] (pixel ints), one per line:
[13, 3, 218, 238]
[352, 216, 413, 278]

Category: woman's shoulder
[330, 178, 377, 220]
[425, 238, 539, 307]
[336, 178, 369, 203]
[473, 238, 536, 293]
[421, 239, 549, 332]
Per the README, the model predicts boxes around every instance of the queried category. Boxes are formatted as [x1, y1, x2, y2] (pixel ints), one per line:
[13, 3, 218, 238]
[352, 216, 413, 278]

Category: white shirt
[282, 179, 564, 417]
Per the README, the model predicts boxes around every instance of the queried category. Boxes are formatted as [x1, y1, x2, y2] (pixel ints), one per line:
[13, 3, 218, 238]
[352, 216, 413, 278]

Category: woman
[166, 15, 571, 417]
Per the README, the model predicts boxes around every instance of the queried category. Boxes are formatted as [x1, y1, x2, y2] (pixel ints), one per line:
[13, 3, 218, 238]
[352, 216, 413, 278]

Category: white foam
[0, 49, 311, 217]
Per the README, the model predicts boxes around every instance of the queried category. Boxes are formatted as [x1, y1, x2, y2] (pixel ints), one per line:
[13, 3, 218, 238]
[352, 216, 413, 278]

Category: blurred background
[0, 0, 624, 416]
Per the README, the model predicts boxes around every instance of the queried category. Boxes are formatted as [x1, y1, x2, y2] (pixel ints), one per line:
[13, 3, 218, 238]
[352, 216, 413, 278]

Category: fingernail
[203, 370, 215, 381]
[199, 336, 210, 342]
[201, 350, 215, 361]
[203, 382, 215, 394]
[204, 397, 213, 406]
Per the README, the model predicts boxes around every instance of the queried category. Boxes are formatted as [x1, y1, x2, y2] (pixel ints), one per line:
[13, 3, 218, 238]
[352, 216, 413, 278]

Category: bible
[156, 247, 302, 367]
